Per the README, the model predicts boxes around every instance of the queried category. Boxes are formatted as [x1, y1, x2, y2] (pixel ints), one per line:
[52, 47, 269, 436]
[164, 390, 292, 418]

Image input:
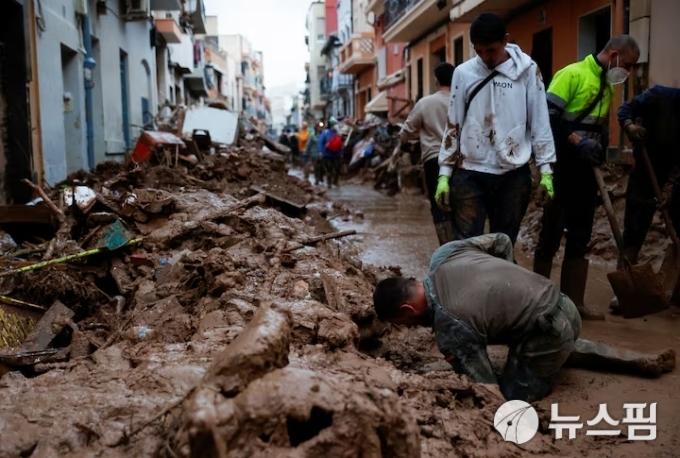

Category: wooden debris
[21, 300, 74, 351]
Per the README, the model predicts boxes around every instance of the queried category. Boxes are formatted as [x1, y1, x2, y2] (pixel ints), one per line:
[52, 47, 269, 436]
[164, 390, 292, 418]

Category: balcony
[184, 0, 207, 34]
[156, 18, 182, 44]
[366, 0, 384, 15]
[338, 33, 376, 75]
[449, 0, 532, 22]
[205, 43, 228, 72]
[332, 71, 353, 92]
[168, 31, 194, 74]
[320, 76, 333, 100]
[383, 0, 451, 43]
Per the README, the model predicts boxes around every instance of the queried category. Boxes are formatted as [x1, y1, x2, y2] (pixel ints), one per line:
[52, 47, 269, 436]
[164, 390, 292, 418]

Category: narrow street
[327, 179, 680, 456]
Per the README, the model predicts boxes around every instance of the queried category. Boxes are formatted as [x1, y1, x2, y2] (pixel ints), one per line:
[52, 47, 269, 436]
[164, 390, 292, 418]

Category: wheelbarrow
[593, 167, 668, 318]
[639, 146, 680, 303]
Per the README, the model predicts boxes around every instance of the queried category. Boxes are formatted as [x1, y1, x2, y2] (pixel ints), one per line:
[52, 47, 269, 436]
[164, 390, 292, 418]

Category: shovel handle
[639, 147, 680, 254]
[593, 167, 627, 255]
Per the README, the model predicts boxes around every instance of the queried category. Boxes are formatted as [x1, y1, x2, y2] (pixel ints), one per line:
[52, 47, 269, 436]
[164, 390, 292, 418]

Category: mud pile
[0, 143, 559, 457]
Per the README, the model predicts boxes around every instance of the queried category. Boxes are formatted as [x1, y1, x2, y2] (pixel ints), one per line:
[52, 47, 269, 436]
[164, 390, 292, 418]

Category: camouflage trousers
[500, 294, 582, 402]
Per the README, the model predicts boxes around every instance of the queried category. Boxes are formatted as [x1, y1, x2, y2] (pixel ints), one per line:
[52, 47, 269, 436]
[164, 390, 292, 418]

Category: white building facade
[306, 1, 326, 119]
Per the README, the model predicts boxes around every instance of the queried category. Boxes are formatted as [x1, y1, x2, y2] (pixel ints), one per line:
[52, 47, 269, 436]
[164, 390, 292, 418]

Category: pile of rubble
[0, 120, 558, 457]
[337, 117, 424, 196]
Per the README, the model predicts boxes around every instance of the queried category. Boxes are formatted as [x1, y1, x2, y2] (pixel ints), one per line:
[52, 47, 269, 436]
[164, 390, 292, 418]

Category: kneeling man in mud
[373, 233, 578, 402]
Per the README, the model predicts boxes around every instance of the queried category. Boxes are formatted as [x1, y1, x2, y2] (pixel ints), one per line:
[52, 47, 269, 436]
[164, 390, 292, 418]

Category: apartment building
[368, 0, 470, 102]
[306, 1, 327, 119]
[202, 16, 241, 111]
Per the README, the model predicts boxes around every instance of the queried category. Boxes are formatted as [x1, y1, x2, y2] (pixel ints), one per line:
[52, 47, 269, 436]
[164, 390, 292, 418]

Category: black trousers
[623, 155, 680, 258]
[535, 153, 598, 261]
[423, 158, 452, 224]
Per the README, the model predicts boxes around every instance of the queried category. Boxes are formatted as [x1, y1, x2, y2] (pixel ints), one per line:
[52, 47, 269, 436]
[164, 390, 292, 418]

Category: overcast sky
[204, 0, 312, 93]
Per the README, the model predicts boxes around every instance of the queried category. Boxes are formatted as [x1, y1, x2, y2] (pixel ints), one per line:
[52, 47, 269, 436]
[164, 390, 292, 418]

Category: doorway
[416, 58, 423, 100]
[531, 28, 553, 87]
[453, 36, 464, 66]
[0, 0, 32, 203]
[61, 44, 84, 175]
[119, 50, 130, 150]
[578, 6, 611, 60]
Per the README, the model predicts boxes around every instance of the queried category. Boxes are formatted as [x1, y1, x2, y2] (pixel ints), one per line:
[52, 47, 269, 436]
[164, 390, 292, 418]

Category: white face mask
[607, 55, 629, 85]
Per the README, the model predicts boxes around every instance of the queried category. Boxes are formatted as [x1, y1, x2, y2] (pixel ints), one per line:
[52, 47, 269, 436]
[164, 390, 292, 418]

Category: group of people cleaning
[279, 118, 344, 188]
[372, 12, 680, 402]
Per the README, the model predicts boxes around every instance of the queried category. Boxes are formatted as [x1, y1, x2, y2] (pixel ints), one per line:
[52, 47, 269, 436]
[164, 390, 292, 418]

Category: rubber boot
[560, 258, 605, 321]
[533, 257, 554, 279]
[434, 221, 454, 246]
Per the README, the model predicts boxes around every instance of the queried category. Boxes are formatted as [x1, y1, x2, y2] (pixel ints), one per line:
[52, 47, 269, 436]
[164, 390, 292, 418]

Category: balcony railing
[338, 33, 375, 75]
[320, 76, 333, 98]
[384, 0, 423, 31]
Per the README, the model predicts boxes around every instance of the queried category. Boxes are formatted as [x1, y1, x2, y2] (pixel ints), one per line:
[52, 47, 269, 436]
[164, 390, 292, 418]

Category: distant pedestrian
[318, 117, 343, 188]
[304, 124, 324, 185]
[400, 62, 456, 245]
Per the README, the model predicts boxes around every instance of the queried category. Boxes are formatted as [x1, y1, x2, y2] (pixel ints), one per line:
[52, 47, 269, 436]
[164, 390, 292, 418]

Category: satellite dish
[367, 11, 376, 25]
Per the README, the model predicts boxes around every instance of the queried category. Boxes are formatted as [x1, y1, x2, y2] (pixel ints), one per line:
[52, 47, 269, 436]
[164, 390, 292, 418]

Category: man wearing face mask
[435, 13, 555, 248]
[533, 35, 640, 321]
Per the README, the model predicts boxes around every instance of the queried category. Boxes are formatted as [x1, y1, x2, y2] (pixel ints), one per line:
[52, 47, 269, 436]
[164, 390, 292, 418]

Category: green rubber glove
[536, 172, 554, 206]
[435, 176, 450, 210]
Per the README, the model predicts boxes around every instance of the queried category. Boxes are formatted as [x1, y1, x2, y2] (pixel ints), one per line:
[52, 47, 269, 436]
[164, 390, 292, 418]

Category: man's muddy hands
[536, 172, 554, 206]
[435, 176, 451, 211]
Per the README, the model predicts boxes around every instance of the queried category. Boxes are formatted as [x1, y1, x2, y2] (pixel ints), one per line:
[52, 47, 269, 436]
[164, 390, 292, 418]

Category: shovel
[593, 167, 668, 318]
[639, 146, 680, 302]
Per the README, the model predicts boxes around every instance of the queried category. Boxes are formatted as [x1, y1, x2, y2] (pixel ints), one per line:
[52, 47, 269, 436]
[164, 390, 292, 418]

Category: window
[378, 46, 387, 79]
[453, 37, 464, 66]
[317, 17, 325, 42]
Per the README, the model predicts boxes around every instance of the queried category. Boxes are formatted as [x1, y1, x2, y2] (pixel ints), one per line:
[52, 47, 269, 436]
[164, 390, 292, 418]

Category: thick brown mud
[332, 181, 680, 457]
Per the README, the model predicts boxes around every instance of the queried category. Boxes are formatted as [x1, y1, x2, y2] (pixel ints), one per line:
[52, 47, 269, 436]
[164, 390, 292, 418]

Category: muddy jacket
[547, 54, 612, 147]
[305, 132, 320, 159]
[423, 233, 559, 383]
[438, 44, 555, 177]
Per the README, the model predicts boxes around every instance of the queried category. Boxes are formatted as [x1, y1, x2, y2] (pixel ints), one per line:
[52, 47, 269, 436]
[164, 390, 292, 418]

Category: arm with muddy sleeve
[437, 68, 466, 178]
[399, 100, 423, 143]
[433, 303, 497, 384]
[526, 63, 556, 174]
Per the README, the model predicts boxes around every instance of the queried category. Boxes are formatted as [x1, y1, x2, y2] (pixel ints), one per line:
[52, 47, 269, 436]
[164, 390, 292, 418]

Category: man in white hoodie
[434, 13, 555, 245]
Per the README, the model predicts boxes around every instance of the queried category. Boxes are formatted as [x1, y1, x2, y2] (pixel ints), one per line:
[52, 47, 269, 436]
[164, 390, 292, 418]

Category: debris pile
[336, 118, 423, 196]
[0, 125, 556, 457]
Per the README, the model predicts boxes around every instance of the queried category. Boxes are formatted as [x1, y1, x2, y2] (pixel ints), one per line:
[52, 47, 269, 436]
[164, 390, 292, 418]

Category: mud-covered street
[330, 179, 680, 457]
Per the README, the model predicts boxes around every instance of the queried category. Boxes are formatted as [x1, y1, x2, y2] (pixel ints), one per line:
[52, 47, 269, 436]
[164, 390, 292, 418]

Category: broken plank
[21, 300, 75, 351]
[0, 205, 56, 225]
[250, 185, 306, 212]
[281, 230, 357, 253]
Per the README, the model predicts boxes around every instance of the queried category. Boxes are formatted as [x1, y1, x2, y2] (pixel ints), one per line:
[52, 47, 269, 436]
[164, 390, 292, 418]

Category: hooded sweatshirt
[438, 44, 555, 177]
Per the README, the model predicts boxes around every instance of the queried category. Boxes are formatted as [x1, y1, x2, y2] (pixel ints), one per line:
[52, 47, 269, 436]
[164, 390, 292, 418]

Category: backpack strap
[464, 70, 500, 116]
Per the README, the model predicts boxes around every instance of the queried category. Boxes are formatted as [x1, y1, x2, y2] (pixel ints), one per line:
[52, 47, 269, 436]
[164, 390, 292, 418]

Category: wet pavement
[316, 177, 680, 455]
[328, 184, 438, 279]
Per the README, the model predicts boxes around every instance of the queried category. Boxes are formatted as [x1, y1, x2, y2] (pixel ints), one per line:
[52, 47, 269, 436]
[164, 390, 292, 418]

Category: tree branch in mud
[21, 179, 76, 260]
[281, 229, 357, 253]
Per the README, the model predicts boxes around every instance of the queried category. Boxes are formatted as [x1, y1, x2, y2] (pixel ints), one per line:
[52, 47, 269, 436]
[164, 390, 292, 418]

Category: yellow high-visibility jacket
[546, 54, 613, 142]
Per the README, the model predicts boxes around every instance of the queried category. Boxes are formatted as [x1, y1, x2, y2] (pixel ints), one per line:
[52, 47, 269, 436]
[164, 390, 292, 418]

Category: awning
[185, 73, 209, 97]
[364, 91, 388, 113]
[377, 70, 405, 90]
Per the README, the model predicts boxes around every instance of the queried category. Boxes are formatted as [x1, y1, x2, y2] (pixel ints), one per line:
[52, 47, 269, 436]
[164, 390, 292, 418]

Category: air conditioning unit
[123, 0, 149, 21]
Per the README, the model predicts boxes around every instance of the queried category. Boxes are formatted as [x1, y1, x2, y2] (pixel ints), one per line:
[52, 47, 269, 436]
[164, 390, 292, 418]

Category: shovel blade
[607, 264, 668, 319]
